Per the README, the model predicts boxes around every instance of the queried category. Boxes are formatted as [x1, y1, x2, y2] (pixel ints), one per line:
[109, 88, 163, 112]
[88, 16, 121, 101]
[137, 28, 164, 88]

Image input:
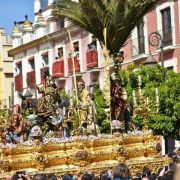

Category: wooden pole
[67, 28, 79, 106]
[67, 28, 81, 130]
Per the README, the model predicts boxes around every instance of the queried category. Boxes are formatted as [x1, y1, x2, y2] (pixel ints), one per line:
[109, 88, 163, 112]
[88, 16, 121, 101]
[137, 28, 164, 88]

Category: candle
[132, 90, 137, 107]
[146, 97, 149, 105]
[63, 107, 66, 115]
[155, 87, 159, 104]
[138, 75, 142, 85]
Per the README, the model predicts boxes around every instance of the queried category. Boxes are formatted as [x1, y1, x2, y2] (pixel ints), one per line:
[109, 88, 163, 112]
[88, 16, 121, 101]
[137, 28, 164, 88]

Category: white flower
[30, 126, 42, 137]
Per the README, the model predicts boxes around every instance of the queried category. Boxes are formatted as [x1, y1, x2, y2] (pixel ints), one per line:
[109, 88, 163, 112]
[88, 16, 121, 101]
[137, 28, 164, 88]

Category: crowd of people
[7, 149, 180, 180]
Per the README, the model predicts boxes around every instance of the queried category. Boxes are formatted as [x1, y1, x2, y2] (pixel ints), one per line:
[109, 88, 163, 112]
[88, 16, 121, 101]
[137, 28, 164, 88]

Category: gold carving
[0, 132, 171, 179]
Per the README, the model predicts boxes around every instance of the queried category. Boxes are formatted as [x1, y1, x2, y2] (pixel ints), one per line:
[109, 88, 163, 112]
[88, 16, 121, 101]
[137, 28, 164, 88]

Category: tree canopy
[53, 0, 158, 56]
[120, 65, 180, 140]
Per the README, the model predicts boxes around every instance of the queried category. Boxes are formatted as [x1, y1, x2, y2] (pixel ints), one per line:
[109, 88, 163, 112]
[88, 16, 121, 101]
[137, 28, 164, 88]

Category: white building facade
[9, 0, 105, 105]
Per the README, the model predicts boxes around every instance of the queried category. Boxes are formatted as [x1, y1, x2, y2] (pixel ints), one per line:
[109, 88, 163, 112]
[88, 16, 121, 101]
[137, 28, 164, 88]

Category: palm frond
[53, 0, 158, 56]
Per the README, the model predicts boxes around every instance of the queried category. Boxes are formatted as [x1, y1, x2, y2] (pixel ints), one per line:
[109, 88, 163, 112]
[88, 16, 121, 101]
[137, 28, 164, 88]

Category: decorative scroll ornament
[75, 150, 89, 160]
[149, 32, 162, 47]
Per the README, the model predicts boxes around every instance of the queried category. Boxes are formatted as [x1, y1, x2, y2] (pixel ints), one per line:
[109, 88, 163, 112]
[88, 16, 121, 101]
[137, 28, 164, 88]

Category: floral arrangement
[30, 125, 43, 137]
[0, 130, 152, 149]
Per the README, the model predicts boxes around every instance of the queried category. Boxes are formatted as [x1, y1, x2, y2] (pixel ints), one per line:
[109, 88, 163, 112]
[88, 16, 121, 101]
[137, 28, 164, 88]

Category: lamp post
[148, 32, 168, 154]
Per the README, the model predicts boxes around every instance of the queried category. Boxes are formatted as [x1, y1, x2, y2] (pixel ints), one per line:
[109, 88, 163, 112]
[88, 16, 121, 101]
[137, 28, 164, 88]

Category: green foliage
[93, 89, 110, 133]
[120, 65, 180, 140]
[59, 90, 70, 99]
[133, 114, 144, 130]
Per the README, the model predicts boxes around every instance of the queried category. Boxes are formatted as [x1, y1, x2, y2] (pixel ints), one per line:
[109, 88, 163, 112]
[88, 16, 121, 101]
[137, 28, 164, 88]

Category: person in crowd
[112, 163, 131, 180]
[148, 173, 158, 180]
[58, 48, 64, 61]
[100, 171, 111, 180]
[142, 167, 151, 179]
[81, 173, 93, 180]
[15, 67, 20, 76]
[88, 36, 97, 51]
[45, 173, 58, 180]
[62, 174, 74, 180]
[173, 155, 180, 166]
[9, 171, 30, 180]
[33, 173, 46, 180]
[174, 166, 180, 180]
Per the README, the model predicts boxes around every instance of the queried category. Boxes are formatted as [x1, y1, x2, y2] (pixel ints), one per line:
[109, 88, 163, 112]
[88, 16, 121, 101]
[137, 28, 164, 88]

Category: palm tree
[53, 0, 157, 57]
[53, 0, 157, 126]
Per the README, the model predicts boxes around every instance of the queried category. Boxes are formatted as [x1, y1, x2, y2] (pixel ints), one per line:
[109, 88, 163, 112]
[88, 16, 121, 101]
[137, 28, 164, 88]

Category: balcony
[15, 75, 23, 91]
[86, 50, 98, 68]
[132, 36, 145, 58]
[40, 67, 49, 84]
[52, 60, 64, 78]
[27, 71, 36, 88]
[68, 56, 80, 74]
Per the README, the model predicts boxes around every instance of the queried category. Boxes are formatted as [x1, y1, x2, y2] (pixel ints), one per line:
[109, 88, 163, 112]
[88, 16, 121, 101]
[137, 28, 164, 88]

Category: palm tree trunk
[101, 44, 112, 133]
[101, 45, 125, 131]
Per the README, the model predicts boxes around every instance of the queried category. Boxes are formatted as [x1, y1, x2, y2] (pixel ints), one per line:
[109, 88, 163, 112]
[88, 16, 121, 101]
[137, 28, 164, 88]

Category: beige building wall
[0, 28, 13, 108]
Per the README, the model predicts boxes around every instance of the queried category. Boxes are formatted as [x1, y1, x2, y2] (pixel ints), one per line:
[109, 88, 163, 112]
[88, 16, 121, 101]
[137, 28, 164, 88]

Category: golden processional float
[0, 29, 170, 179]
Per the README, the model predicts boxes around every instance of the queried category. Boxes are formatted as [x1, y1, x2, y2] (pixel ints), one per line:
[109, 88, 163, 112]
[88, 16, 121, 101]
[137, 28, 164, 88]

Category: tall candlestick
[132, 90, 137, 107]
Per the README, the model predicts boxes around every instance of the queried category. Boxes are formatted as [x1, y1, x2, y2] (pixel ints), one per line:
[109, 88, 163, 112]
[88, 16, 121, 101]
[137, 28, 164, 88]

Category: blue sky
[0, 0, 34, 35]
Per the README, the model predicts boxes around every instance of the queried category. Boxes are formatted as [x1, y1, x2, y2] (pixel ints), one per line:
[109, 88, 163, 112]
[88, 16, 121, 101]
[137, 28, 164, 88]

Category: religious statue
[0, 127, 6, 144]
[85, 93, 99, 135]
[7, 104, 28, 143]
[77, 80, 89, 106]
[37, 67, 61, 117]
[110, 72, 125, 121]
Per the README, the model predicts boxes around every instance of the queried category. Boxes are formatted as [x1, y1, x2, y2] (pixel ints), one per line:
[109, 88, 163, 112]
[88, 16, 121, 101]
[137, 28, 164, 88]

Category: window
[59, 18, 65, 29]
[132, 20, 145, 57]
[73, 42, 79, 52]
[15, 62, 22, 76]
[137, 20, 145, 54]
[73, 41, 79, 57]
[57, 47, 64, 60]
[46, 22, 50, 34]
[42, 53, 49, 65]
[89, 84, 99, 93]
[29, 59, 35, 71]
[161, 7, 172, 46]
[166, 66, 174, 71]
[41, 0, 48, 10]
